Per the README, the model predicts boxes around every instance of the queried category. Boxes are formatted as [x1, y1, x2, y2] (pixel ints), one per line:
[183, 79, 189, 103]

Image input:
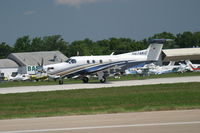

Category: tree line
[0, 31, 200, 59]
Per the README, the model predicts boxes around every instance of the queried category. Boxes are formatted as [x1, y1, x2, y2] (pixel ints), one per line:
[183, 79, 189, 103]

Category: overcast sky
[0, 0, 200, 45]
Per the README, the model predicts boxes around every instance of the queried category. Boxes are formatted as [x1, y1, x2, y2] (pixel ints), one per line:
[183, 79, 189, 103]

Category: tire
[59, 79, 64, 85]
[82, 77, 89, 83]
[100, 76, 106, 83]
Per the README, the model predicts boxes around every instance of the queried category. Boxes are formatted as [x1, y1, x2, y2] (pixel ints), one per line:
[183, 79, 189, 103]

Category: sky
[0, 0, 200, 45]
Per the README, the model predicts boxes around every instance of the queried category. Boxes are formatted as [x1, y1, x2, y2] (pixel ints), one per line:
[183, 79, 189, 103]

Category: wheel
[82, 77, 89, 83]
[100, 76, 106, 83]
[59, 79, 64, 85]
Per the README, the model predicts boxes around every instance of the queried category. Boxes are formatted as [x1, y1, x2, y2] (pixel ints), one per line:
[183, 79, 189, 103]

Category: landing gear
[97, 71, 107, 83]
[82, 77, 89, 83]
[59, 78, 64, 85]
[100, 76, 106, 83]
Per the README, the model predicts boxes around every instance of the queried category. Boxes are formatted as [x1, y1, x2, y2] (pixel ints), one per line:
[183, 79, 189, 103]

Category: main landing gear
[97, 72, 107, 83]
[100, 76, 106, 83]
[59, 78, 64, 85]
[82, 77, 89, 83]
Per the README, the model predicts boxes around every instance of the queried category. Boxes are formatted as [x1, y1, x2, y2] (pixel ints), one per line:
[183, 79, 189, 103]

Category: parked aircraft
[186, 60, 200, 72]
[126, 61, 189, 76]
[8, 74, 30, 81]
[38, 40, 164, 84]
[148, 61, 188, 75]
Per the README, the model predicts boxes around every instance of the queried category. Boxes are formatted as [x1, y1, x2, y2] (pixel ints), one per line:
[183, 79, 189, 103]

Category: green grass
[0, 72, 200, 88]
[0, 82, 200, 119]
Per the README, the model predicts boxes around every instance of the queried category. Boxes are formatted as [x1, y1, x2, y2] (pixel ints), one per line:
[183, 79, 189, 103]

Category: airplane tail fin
[168, 61, 175, 66]
[146, 41, 163, 61]
[185, 60, 195, 71]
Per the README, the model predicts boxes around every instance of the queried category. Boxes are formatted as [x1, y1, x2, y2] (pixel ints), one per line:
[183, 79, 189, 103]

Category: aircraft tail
[168, 61, 175, 66]
[146, 43, 163, 61]
[185, 60, 195, 71]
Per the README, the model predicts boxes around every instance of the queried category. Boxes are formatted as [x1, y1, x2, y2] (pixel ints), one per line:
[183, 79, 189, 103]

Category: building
[163, 48, 200, 62]
[0, 51, 68, 79]
[0, 59, 19, 80]
[7, 51, 68, 75]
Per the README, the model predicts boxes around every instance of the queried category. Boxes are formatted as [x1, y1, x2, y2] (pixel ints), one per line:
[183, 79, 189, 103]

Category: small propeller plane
[185, 60, 200, 72]
[38, 39, 165, 84]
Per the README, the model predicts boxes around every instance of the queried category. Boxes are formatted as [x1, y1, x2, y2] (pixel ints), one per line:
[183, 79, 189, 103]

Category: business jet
[39, 39, 165, 84]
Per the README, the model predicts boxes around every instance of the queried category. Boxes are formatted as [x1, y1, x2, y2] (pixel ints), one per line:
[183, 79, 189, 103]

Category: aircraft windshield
[65, 59, 77, 64]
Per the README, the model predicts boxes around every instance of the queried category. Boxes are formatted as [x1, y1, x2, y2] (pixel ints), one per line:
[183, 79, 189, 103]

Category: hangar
[0, 51, 68, 79]
[163, 47, 200, 62]
[0, 59, 19, 80]
[8, 51, 68, 66]
[7, 51, 68, 75]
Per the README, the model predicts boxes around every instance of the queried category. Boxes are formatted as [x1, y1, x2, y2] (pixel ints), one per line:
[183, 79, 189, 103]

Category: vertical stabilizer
[147, 43, 163, 61]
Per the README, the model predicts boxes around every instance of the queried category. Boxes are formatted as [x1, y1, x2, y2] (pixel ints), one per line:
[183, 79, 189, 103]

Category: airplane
[8, 74, 30, 81]
[148, 61, 189, 75]
[126, 61, 189, 76]
[185, 60, 200, 72]
[38, 39, 165, 84]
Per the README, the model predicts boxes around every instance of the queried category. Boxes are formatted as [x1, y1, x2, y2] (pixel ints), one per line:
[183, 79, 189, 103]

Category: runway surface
[0, 76, 200, 94]
[0, 109, 199, 133]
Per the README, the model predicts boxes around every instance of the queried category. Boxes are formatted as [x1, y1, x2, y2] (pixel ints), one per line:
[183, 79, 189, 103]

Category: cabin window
[87, 60, 90, 64]
[92, 60, 95, 63]
[65, 59, 72, 64]
[100, 60, 103, 63]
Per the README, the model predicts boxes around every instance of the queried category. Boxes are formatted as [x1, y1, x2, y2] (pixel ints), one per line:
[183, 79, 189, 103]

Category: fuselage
[43, 53, 148, 78]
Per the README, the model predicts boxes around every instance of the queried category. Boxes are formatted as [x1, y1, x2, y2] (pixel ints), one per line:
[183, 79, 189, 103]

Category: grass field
[0, 72, 200, 88]
[0, 82, 200, 119]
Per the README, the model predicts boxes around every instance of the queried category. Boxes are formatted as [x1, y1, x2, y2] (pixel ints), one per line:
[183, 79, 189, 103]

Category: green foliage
[1, 31, 200, 58]
[0, 82, 200, 119]
[176, 31, 200, 48]
[14, 36, 31, 52]
[0, 42, 13, 59]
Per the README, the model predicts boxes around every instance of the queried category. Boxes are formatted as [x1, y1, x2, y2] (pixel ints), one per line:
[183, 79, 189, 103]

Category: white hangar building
[163, 47, 200, 62]
[0, 59, 19, 80]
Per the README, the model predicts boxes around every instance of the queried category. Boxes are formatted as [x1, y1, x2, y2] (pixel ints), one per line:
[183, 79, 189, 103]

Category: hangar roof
[8, 51, 68, 66]
[163, 48, 200, 61]
[0, 59, 19, 68]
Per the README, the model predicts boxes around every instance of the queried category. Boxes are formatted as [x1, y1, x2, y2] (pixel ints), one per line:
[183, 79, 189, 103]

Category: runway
[0, 76, 200, 94]
[0, 109, 199, 133]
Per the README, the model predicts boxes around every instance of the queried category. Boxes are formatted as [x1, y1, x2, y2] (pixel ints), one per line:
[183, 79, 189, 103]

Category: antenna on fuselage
[110, 52, 115, 55]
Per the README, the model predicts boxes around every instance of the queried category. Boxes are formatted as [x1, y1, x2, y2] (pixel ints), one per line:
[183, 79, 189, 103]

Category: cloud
[23, 10, 36, 16]
[54, 0, 111, 7]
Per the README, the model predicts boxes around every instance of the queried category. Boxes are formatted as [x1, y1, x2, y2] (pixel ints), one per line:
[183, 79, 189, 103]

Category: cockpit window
[65, 59, 77, 64]
[71, 59, 76, 63]
[65, 59, 71, 63]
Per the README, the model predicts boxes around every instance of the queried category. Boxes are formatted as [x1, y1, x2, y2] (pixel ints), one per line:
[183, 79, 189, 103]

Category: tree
[175, 32, 195, 48]
[0, 42, 13, 58]
[30, 37, 44, 51]
[14, 36, 31, 52]
[42, 35, 69, 56]
[149, 32, 177, 49]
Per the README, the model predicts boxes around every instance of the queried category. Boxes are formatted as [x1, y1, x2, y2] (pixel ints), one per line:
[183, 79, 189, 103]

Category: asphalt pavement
[0, 109, 199, 133]
[0, 76, 200, 94]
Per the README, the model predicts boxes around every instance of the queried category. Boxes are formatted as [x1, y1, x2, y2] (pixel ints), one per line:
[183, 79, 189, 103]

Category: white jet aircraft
[39, 40, 164, 84]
